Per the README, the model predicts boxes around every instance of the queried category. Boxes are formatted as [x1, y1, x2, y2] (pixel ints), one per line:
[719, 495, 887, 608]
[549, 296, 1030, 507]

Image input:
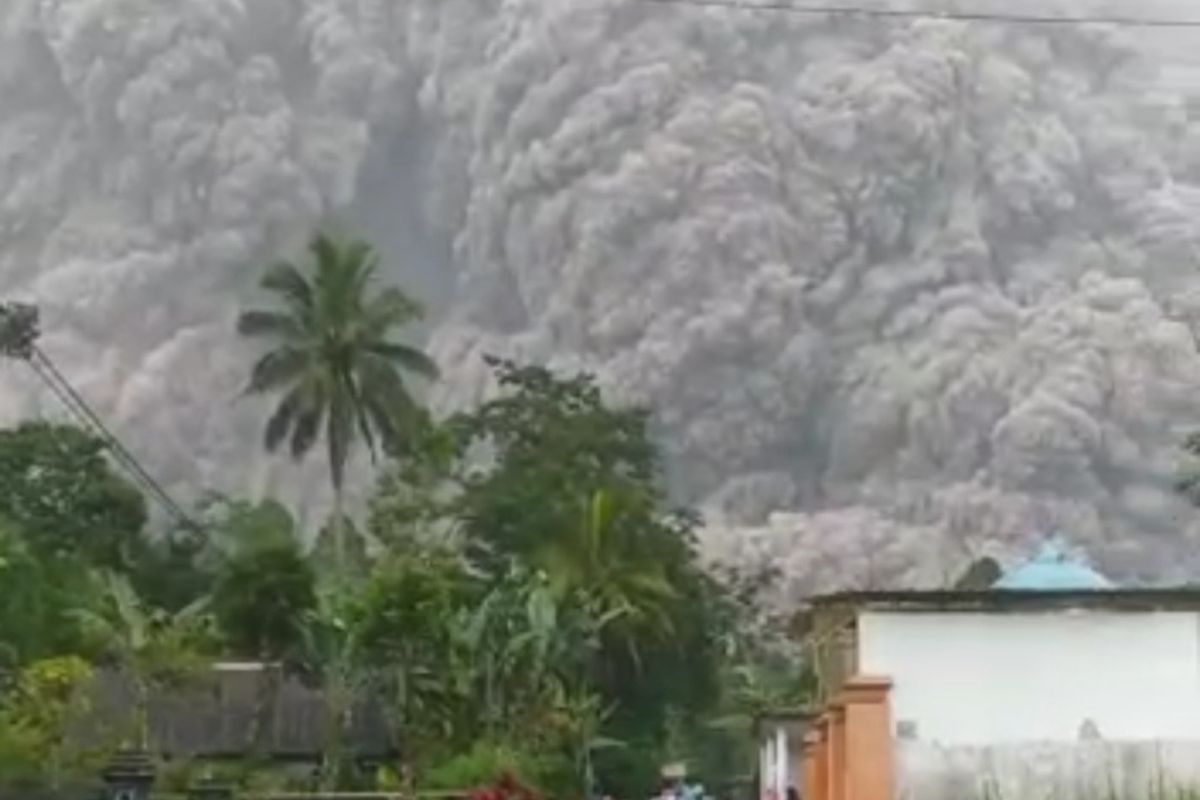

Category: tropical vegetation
[0, 229, 808, 798]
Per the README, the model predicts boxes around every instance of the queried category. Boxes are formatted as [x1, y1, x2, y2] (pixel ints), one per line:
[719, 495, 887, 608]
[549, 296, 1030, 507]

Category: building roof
[78, 667, 397, 761]
[754, 707, 817, 725]
[992, 539, 1113, 590]
[800, 540, 1200, 623]
[808, 587, 1200, 613]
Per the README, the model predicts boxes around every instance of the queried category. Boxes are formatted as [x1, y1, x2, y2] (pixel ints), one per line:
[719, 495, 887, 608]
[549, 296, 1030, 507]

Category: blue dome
[993, 539, 1112, 591]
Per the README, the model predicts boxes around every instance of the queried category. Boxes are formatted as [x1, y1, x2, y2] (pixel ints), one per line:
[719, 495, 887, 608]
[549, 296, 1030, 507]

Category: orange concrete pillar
[840, 676, 894, 800]
[803, 730, 825, 800]
[828, 703, 847, 800]
[812, 715, 830, 800]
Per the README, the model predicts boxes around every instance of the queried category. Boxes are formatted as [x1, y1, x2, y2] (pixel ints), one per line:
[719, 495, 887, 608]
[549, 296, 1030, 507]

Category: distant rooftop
[807, 588, 1200, 614]
[803, 539, 1200, 617]
[993, 539, 1113, 591]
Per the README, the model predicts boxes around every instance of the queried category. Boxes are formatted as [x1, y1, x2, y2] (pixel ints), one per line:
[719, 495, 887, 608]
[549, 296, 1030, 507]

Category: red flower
[468, 770, 541, 800]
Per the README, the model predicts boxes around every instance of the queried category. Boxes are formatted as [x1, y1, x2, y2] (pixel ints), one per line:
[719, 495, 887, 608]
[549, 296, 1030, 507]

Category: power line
[0, 302, 199, 530]
[640, 0, 1200, 28]
[31, 345, 199, 530]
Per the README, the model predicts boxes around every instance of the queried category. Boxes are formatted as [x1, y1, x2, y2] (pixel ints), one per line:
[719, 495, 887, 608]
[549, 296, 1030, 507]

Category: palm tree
[238, 230, 439, 569]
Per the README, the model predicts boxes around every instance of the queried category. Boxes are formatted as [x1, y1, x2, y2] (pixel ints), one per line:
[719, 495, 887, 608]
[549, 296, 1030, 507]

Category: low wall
[897, 741, 1200, 800]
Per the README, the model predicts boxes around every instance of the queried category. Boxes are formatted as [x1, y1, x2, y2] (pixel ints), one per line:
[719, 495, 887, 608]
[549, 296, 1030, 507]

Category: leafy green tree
[0, 656, 96, 790]
[0, 422, 146, 571]
[128, 496, 302, 615]
[0, 520, 100, 665]
[364, 360, 759, 792]
[125, 527, 212, 614]
[356, 550, 471, 774]
[368, 421, 462, 550]
[387, 360, 725, 793]
[448, 358, 657, 562]
[205, 495, 302, 556]
[211, 521, 317, 754]
[237, 229, 439, 570]
[211, 537, 316, 662]
[311, 515, 371, 580]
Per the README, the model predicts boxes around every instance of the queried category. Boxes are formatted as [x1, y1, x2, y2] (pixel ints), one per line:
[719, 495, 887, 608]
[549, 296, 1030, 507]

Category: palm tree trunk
[133, 675, 150, 751]
[247, 659, 282, 758]
[333, 483, 346, 577]
[319, 679, 342, 790]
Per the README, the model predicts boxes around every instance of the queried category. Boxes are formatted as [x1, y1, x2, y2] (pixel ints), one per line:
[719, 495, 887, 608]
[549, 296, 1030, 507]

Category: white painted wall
[857, 610, 1200, 746]
[758, 732, 776, 800]
[775, 728, 788, 798]
[897, 740, 1200, 800]
[757, 722, 804, 800]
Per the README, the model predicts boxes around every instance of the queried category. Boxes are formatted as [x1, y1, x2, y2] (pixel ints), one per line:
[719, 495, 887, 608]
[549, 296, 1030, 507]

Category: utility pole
[0, 301, 39, 360]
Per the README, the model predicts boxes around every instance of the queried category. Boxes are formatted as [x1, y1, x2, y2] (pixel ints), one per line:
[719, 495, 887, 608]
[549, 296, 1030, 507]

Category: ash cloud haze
[4, 0, 1200, 603]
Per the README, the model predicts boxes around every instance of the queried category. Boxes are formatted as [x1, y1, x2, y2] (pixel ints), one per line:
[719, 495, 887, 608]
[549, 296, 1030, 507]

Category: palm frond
[364, 287, 424, 330]
[246, 348, 310, 394]
[357, 352, 425, 449]
[367, 341, 439, 380]
[265, 384, 309, 452]
[360, 394, 398, 453]
[346, 377, 379, 462]
[310, 238, 341, 324]
[623, 571, 678, 603]
[237, 310, 302, 339]
[587, 491, 614, 566]
[69, 607, 116, 647]
[261, 262, 313, 311]
[106, 572, 149, 647]
[290, 398, 327, 460]
[344, 239, 380, 296]
[589, 735, 626, 752]
[176, 595, 211, 621]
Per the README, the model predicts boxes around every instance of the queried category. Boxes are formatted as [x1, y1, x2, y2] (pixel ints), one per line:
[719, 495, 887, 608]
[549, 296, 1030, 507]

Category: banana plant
[70, 571, 211, 749]
[535, 489, 680, 669]
[298, 589, 371, 789]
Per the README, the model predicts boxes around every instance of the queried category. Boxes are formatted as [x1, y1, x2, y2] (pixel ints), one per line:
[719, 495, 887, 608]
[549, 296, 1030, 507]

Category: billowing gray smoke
[3, 0, 1200, 605]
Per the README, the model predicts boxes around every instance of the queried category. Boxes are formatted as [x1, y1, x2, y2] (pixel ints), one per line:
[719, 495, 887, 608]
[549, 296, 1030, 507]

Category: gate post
[100, 750, 156, 800]
[827, 703, 846, 800]
[803, 729, 825, 800]
[840, 676, 893, 800]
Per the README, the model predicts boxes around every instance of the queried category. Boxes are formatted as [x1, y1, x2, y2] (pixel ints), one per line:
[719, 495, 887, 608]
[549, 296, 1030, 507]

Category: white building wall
[857, 610, 1200, 746]
[757, 721, 806, 800]
[758, 737, 774, 800]
[897, 740, 1200, 800]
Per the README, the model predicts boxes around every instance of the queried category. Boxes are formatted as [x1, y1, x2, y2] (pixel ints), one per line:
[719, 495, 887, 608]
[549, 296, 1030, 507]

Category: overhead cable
[640, 0, 1200, 28]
